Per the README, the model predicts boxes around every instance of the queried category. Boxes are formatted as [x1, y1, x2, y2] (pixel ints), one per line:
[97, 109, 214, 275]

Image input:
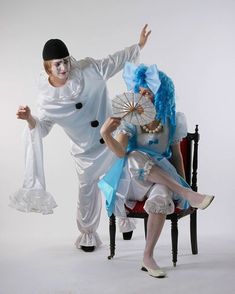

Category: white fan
[112, 92, 156, 126]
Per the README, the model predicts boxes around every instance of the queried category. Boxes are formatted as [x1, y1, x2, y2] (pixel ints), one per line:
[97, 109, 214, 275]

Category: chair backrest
[180, 125, 199, 191]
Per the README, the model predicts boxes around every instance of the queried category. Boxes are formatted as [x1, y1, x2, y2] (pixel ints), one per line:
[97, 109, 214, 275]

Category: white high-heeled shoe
[191, 195, 215, 210]
[141, 263, 166, 278]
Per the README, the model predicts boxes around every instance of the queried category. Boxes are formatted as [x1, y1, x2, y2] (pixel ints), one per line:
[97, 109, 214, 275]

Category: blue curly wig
[132, 64, 176, 127]
[155, 71, 176, 126]
[133, 64, 149, 93]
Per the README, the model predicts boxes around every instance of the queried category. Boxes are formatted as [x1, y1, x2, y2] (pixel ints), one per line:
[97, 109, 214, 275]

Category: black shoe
[81, 246, 95, 252]
[122, 231, 133, 240]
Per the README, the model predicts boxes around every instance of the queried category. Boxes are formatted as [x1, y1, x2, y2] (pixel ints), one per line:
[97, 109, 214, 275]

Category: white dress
[114, 112, 188, 219]
[9, 44, 140, 248]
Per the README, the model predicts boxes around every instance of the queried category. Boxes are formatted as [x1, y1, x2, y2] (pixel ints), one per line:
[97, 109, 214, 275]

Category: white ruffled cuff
[9, 188, 57, 215]
[118, 217, 137, 233]
[144, 197, 174, 215]
[75, 232, 102, 248]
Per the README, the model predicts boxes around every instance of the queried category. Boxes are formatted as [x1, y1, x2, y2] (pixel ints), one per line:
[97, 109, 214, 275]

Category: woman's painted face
[139, 87, 154, 101]
[50, 56, 71, 80]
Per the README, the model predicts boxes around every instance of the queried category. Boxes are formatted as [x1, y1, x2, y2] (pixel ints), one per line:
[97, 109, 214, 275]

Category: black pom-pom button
[75, 102, 83, 109]
[91, 120, 99, 127]
[100, 138, 105, 144]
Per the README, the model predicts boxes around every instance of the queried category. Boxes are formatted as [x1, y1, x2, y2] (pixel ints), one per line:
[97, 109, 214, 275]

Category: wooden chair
[108, 125, 200, 266]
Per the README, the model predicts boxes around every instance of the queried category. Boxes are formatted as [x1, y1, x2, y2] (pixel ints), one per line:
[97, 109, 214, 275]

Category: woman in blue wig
[98, 62, 214, 278]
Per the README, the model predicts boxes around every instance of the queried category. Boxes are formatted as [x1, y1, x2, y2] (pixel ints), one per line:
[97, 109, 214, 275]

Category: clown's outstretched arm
[16, 105, 36, 129]
[138, 24, 151, 49]
[100, 117, 128, 158]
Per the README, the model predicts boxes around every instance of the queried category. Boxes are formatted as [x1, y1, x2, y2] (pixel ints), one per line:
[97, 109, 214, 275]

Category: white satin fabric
[10, 44, 140, 248]
[9, 124, 57, 215]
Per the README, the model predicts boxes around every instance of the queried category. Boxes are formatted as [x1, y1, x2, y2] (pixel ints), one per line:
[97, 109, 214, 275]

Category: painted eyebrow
[51, 57, 70, 66]
[52, 61, 63, 66]
[52, 57, 69, 63]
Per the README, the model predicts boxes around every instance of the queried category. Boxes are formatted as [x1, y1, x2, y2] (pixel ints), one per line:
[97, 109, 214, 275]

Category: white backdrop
[1, 0, 235, 242]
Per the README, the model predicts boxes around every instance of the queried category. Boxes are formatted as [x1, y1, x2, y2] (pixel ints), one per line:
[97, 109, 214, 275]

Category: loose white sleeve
[9, 120, 57, 215]
[37, 112, 55, 137]
[87, 44, 140, 80]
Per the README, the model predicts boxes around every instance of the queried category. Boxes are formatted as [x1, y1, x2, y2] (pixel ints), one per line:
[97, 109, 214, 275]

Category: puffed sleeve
[172, 112, 188, 144]
[117, 121, 136, 138]
[87, 44, 140, 80]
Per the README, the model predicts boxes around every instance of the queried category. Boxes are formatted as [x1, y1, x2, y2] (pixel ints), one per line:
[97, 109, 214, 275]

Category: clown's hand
[138, 24, 151, 49]
[16, 105, 36, 129]
[16, 105, 32, 120]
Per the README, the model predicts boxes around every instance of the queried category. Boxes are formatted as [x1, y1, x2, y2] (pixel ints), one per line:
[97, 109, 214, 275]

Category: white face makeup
[50, 56, 71, 80]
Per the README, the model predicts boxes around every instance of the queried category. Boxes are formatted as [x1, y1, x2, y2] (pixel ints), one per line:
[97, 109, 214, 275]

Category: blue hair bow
[122, 62, 161, 95]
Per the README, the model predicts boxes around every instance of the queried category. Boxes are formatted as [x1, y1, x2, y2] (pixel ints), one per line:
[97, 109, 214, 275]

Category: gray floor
[1, 226, 234, 294]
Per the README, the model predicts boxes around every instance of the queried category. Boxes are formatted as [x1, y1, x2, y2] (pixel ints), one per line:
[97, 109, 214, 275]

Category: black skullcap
[42, 39, 70, 60]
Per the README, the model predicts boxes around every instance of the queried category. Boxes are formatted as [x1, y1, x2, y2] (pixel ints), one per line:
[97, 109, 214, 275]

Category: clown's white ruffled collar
[38, 57, 84, 102]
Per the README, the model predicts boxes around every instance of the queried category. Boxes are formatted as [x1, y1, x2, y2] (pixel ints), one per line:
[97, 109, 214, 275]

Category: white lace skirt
[114, 150, 175, 216]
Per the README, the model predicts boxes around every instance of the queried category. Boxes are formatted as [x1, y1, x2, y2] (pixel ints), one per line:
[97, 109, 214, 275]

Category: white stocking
[143, 213, 166, 270]
[147, 165, 205, 206]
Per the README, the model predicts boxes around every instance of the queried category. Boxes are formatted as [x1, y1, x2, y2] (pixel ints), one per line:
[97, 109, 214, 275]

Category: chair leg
[144, 216, 148, 239]
[171, 215, 178, 267]
[190, 210, 198, 255]
[108, 214, 116, 259]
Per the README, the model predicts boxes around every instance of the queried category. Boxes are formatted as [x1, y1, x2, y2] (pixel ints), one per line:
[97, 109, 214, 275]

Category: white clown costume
[10, 44, 140, 249]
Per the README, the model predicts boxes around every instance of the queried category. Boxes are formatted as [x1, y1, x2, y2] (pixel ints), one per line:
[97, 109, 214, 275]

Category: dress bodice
[135, 124, 170, 154]
[118, 112, 187, 156]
